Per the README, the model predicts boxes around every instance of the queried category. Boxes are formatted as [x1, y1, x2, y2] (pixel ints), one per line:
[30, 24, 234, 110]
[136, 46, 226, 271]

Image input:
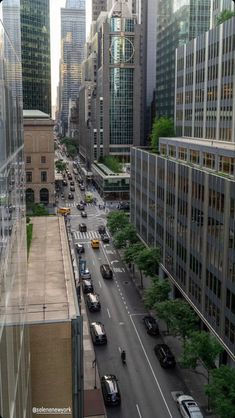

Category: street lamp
[92, 358, 97, 389]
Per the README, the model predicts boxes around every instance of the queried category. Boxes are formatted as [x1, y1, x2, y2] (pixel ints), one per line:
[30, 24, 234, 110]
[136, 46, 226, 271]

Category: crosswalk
[65, 202, 95, 208]
[72, 230, 101, 240]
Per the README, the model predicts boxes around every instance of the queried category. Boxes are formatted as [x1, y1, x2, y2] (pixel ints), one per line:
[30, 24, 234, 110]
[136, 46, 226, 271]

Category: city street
[58, 163, 187, 418]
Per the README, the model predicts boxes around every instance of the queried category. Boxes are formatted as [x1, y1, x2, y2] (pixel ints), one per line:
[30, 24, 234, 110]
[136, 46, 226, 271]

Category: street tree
[107, 211, 129, 235]
[181, 331, 223, 376]
[55, 160, 67, 173]
[144, 276, 170, 309]
[150, 116, 175, 151]
[205, 365, 235, 418]
[155, 299, 198, 341]
[216, 9, 235, 25]
[113, 224, 138, 248]
[123, 242, 145, 265]
[135, 247, 161, 278]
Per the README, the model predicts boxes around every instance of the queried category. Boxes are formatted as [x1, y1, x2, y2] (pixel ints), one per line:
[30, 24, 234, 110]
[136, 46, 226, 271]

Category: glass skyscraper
[0, 0, 31, 417]
[20, 0, 51, 115]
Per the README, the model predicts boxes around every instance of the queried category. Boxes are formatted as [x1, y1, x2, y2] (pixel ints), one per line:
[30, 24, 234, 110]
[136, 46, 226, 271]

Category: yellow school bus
[57, 207, 71, 215]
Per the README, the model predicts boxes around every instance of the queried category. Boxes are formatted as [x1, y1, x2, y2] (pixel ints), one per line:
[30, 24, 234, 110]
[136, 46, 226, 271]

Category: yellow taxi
[91, 239, 100, 249]
[57, 207, 71, 215]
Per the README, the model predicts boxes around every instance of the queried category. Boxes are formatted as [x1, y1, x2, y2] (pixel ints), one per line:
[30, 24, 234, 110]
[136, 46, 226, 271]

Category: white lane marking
[130, 315, 174, 418]
[99, 280, 102, 288]
[136, 404, 142, 418]
[107, 308, 111, 318]
[92, 260, 95, 265]
[110, 260, 119, 264]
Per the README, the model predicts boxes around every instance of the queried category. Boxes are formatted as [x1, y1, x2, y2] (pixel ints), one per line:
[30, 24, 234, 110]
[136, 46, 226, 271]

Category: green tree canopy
[155, 299, 198, 340]
[113, 224, 138, 248]
[216, 9, 235, 25]
[181, 331, 223, 371]
[103, 156, 122, 173]
[107, 211, 129, 235]
[135, 247, 161, 278]
[123, 242, 145, 264]
[55, 160, 67, 173]
[205, 365, 235, 418]
[150, 116, 175, 151]
[144, 276, 170, 309]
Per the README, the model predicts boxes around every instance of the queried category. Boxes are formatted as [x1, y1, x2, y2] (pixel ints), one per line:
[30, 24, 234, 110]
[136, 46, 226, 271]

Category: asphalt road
[58, 162, 184, 418]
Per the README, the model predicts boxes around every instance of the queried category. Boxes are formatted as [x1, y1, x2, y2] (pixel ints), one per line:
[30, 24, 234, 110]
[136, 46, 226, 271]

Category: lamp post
[92, 358, 97, 389]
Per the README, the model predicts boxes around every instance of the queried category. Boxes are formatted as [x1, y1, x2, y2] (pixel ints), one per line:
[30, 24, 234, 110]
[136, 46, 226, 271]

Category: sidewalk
[129, 266, 218, 418]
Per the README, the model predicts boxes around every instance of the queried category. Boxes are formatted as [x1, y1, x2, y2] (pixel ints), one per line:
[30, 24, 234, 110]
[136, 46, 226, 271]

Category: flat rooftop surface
[27, 216, 78, 323]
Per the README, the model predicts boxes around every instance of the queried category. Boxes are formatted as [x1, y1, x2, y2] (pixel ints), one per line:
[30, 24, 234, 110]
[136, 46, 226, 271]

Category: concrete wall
[30, 322, 73, 418]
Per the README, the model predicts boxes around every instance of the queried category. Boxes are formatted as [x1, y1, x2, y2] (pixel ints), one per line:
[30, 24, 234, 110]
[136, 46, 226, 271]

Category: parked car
[154, 344, 176, 368]
[79, 223, 87, 232]
[86, 292, 101, 312]
[98, 225, 106, 234]
[101, 375, 121, 406]
[75, 243, 84, 254]
[77, 203, 84, 210]
[82, 280, 94, 294]
[81, 211, 87, 218]
[143, 315, 159, 336]
[70, 186, 75, 192]
[176, 395, 204, 418]
[101, 233, 109, 243]
[80, 268, 91, 279]
[62, 179, 68, 186]
[68, 192, 74, 200]
[90, 322, 107, 345]
[100, 264, 113, 279]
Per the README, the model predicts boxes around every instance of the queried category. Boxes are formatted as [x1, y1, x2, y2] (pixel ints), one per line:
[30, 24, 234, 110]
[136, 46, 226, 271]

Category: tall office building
[156, 0, 211, 119]
[131, 17, 235, 364]
[59, 0, 86, 135]
[92, 0, 107, 21]
[0, 1, 31, 417]
[20, 0, 51, 115]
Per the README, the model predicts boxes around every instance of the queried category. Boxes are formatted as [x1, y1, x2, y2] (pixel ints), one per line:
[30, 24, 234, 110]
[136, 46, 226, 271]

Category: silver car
[176, 395, 204, 418]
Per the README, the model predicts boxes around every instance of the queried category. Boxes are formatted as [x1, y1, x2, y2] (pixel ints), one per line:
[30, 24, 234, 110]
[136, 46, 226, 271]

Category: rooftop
[23, 109, 50, 119]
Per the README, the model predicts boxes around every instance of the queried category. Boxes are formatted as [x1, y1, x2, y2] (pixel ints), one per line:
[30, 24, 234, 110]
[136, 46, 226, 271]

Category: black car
[154, 344, 176, 368]
[70, 181, 75, 186]
[68, 174, 72, 180]
[62, 179, 68, 186]
[77, 203, 84, 210]
[143, 315, 159, 336]
[101, 233, 109, 243]
[70, 186, 75, 192]
[86, 293, 101, 312]
[90, 322, 107, 345]
[80, 200, 86, 205]
[98, 225, 106, 234]
[80, 185, 85, 191]
[79, 223, 87, 232]
[81, 211, 87, 218]
[82, 280, 94, 294]
[101, 375, 121, 406]
[68, 192, 74, 200]
[100, 264, 113, 279]
[75, 243, 84, 254]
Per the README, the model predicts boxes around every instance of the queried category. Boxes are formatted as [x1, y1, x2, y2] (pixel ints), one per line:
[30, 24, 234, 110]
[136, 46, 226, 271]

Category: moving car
[80, 184, 85, 191]
[82, 280, 94, 294]
[70, 186, 75, 192]
[62, 179, 68, 186]
[77, 203, 84, 210]
[75, 243, 84, 254]
[98, 225, 106, 234]
[101, 375, 121, 406]
[81, 211, 87, 218]
[101, 233, 109, 243]
[79, 223, 87, 232]
[90, 322, 107, 345]
[91, 239, 100, 249]
[154, 344, 176, 368]
[57, 207, 71, 215]
[100, 264, 113, 279]
[80, 268, 91, 279]
[70, 181, 75, 186]
[68, 174, 72, 180]
[143, 315, 159, 336]
[68, 192, 74, 200]
[176, 395, 204, 418]
[86, 292, 101, 312]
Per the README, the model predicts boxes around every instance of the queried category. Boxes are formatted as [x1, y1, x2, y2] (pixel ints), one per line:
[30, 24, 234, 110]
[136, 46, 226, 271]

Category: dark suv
[79, 223, 87, 232]
[82, 280, 94, 294]
[90, 322, 107, 345]
[100, 264, 113, 279]
[101, 375, 121, 406]
[143, 315, 159, 336]
[86, 293, 101, 312]
[98, 225, 106, 234]
[154, 344, 176, 368]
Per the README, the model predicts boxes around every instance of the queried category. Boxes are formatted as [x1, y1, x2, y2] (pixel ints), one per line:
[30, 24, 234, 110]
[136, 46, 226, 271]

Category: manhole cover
[123, 281, 129, 285]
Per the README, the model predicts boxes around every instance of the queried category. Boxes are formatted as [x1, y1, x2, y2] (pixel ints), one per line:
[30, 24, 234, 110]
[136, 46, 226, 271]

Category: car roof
[91, 322, 105, 333]
[88, 293, 99, 301]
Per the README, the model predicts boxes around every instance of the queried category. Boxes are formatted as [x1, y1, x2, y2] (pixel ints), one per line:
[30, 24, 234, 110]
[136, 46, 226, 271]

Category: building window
[26, 172, 32, 182]
[190, 150, 200, 165]
[26, 156, 31, 164]
[41, 171, 47, 182]
[179, 147, 187, 161]
[41, 156, 46, 163]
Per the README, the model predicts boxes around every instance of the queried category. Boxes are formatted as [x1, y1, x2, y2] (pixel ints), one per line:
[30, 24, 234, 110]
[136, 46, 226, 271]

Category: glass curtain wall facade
[20, 0, 51, 115]
[0, 1, 31, 417]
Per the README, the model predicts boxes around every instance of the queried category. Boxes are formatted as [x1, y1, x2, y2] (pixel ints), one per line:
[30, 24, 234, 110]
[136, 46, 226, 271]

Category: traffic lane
[81, 247, 177, 418]
[85, 277, 176, 418]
